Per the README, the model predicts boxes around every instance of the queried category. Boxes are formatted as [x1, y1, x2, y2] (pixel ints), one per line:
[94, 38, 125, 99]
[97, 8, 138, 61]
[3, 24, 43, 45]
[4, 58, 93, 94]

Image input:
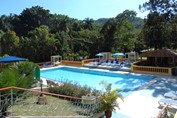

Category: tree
[54, 31, 71, 60]
[101, 18, 117, 52]
[140, 0, 177, 49]
[76, 29, 102, 58]
[83, 18, 94, 30]
[140, 0, 177, 16]
[142, 12, 167, 49]
[27, 25, 59, 62]
[0, 61, 37, 117]
[101, 10, 136, 53]
[0, 6, 144, 61]
[134, 30, 146, 53]
[49, 14, 79, 34]
[115, 9, 137, 22]
[72, 20, 82, 31]
[16, 6, 51, 36]
[0, 30, 5, 56]
[0, 14, 15, 32]
[113, 20, 135, 53]
[99, 80, 123, 118]
[78, 50, 88, 60]
[1, 31, 20, 55]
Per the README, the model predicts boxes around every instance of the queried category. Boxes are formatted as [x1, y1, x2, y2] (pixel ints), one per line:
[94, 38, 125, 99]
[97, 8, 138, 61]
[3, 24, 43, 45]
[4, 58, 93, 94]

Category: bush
[48, 79, 100, 98]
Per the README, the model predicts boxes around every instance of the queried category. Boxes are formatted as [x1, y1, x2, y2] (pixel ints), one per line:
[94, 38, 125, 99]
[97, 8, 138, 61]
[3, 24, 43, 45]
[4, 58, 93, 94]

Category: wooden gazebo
[140, 48, 177, 67]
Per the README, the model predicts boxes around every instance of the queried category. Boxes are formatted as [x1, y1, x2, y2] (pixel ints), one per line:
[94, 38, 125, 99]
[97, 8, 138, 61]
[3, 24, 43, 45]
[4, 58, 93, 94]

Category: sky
[0, 0, 149, 20]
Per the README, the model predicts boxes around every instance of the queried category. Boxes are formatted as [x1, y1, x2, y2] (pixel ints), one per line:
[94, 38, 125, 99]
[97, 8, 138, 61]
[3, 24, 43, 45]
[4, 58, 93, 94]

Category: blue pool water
[41, 67, 154, 97]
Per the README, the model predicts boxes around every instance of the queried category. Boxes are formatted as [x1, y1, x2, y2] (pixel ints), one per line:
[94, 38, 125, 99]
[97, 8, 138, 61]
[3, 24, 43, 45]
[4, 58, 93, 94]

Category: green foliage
[0, 15, 15, 32]
[0, 6, 145, 62]
[0, 61, 37, 117]
[140, 0, 177, 50]
[134, 30, 146, 53]
[16, 6, 51, 36]
[101, 10, 137, 53]
[24, 25, 59, 62]
[140, 0, 177, 15]
[49, 14, 72, 33]
[83, 18, 94, 30]
[1, 31, 20, 55]
[0, 61, 37, 89]
[48, 80, 100, 98]
[12, 61, 36, 82]
[99, 80, 123, 112]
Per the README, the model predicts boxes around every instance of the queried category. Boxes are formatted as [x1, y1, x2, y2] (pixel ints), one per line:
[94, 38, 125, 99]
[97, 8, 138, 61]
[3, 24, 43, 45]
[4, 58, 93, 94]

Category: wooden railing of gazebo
[131, 62, 172, 75]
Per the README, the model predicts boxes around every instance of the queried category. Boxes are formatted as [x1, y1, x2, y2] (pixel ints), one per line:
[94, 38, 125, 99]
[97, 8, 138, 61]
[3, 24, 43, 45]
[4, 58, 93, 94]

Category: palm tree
[83, 18, 94, 30]
[99, 80, 123, 118]
[0, 61, 37, 117]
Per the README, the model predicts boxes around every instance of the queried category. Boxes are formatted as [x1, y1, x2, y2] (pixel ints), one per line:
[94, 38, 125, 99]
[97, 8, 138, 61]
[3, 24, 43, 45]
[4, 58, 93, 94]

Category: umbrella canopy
[112, 53, 125, 57]
[95, 53, 103, 57]
[0, 56, 28, 63]
[35, 65, 40, 81]
[95, 53, 103, 60]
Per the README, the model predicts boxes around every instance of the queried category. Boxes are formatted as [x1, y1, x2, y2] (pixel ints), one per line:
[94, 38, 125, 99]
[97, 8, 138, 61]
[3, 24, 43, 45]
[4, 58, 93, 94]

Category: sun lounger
[164, 91, 177, 100]
[158, 98, 177, 107]
[156, 105, 168, 118]
[101, 60, 110, 66]
[53, 61, 60, 66]
[89, 60, 97, 66]
[97, 59, 101, 65]
[110, 60, 119, 66]
[119, 61, 125, 67]
[43, 62, 52, 68]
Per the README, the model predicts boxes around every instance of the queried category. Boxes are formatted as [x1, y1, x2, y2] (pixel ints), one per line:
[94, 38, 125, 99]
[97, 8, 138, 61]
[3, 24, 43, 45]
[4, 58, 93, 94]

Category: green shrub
[48, 79, 100, 98]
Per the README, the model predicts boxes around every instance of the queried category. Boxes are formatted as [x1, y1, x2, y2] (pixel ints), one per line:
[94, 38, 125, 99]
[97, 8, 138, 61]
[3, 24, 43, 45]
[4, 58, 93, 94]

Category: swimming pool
[41, 66, 155, 97]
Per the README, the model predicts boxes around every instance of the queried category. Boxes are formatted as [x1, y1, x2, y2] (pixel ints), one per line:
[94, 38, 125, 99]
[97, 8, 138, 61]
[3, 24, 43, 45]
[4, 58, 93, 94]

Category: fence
[132, 63, 172, 75]
[62, 60, 83, 67]
[0, 86, 102, 118]
[36, 59, 96, 68]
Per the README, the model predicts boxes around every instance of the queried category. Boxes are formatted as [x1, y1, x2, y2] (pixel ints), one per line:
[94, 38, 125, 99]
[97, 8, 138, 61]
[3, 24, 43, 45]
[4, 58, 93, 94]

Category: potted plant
[99, 80, 124, 118]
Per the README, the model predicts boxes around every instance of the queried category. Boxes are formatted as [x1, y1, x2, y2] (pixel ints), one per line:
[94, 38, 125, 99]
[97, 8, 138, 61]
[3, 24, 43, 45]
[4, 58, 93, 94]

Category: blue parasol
[95, 53, 103, 60]
[95, 53, 103, 56]
[112, 53, 125, 57]
[0, 56, 28, 63]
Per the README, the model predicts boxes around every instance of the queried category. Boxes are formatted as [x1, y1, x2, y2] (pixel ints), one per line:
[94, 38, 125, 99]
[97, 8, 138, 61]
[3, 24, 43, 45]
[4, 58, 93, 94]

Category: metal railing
[0, 87, 101, 118]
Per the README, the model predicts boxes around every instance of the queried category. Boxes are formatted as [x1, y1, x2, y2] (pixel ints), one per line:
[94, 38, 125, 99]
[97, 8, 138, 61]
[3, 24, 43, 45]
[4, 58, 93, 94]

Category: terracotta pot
[105, 110, 112, 118]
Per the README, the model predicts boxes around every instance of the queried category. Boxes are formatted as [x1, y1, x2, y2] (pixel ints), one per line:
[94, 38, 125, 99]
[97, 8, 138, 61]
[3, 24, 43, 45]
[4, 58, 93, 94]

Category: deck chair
[158, 98, 177, 107]
[43, 62, 52, 68]
[101, 60, 110, 66]
[119, 61, 125, 67]
[97, 59, 101, 65]
[156, 105, 168, 118]
[90, 59, 97, 66]
[164, 91, 177, 100]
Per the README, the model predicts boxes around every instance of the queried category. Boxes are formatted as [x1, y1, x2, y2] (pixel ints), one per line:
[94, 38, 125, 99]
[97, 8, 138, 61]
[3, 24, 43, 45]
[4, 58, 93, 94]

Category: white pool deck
[40, 65, 177, 118]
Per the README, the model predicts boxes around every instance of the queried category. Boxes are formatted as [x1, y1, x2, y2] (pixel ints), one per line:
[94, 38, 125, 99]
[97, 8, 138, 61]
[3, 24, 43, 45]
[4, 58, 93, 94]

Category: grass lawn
[8, 93, 103, 117]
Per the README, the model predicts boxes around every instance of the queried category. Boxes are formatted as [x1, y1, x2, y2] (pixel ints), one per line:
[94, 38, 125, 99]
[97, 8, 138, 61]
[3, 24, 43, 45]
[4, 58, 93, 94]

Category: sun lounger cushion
[164, 91, 177, 100]
[158, 98, 177, 106]
[43, 62, 52, 68]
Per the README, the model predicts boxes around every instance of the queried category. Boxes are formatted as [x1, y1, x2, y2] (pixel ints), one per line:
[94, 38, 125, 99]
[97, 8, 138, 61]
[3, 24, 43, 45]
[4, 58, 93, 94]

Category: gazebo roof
[140, 48, 177, 57]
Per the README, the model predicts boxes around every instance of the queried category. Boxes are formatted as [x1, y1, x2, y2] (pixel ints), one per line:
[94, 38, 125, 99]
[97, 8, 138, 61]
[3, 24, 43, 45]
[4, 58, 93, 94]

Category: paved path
[113, 74, 177, 118]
